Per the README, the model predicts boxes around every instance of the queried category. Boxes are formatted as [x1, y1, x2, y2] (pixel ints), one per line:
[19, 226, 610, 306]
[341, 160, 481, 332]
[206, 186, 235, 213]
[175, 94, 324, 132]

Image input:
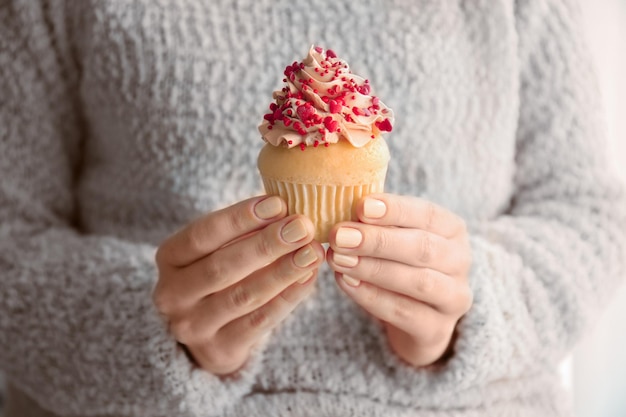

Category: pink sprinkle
[357, 84, 371, 95]
[297, 104, 315, 121]
[329, 99, 342, 114]
[326, 49, 337, 58]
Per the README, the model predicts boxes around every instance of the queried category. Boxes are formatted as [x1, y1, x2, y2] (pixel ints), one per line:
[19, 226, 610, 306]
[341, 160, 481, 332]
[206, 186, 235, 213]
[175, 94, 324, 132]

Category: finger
[214, 275, 317, 355]
[174, 243, 324, 339]
[355, 194, 466, 238]
[336, 274, 449, 345]
[327, 249, 472, 315]
[164, 215, 316, 306]
[157, 195, 287, 267]
[328, 223, 470, 275]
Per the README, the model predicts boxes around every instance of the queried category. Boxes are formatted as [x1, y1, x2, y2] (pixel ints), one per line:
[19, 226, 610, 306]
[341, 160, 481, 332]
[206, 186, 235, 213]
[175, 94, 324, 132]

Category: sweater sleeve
[448, 0, 626, 384]
[377, 0, 626, 392]
[0, 3, 258, 416]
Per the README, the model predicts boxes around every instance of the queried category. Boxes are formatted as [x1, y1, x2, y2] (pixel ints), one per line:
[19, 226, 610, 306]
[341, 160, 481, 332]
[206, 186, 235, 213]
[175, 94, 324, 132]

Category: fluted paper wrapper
[262, 178, 386, 242]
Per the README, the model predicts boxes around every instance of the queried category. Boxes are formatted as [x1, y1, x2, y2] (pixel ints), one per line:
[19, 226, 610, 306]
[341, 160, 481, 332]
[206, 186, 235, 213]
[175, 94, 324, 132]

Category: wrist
[385, 324, 457, 368]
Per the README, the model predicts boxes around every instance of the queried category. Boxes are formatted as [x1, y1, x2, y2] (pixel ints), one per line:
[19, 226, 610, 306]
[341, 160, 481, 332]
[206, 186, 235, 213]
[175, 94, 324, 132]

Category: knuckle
[391, 298, 414, 324]
[247, 307, 271, 330]
[394, 198, 410, 226]
[152, 282, 174, 316]
[204, 257, 223, 281]
[228, 284, 253, 309]
[186, 225, 206, 255]
[363, 285, 381, 307]
[169, 317, 196, 345]
[152, 292, 169, 316]
[254, 233, 277, 259]
[457, 286, 474, 314]
[226, 210, 248, 234]
[416, 231, 434, 263]
[413, 268, 436, 295]
[368, 257, 385, 279]
[155, 245, 168, 267]
[373, 228, 391, 253]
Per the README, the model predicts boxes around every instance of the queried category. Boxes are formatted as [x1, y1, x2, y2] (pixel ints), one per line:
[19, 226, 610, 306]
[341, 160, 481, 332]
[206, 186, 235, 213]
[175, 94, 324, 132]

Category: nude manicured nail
[254, 196, 283, 219]
[333, 253, 359, 267]
[363, 198, 386, 219]
[335, 227, 362, 248]
[281, 219, 308, 243]
[342, 275, 361, 287]
[294, 245, 318, 268]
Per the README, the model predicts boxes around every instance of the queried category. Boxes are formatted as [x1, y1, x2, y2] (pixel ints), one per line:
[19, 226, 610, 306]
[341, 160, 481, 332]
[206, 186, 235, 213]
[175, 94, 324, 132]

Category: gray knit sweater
[1, 0, 625, 416]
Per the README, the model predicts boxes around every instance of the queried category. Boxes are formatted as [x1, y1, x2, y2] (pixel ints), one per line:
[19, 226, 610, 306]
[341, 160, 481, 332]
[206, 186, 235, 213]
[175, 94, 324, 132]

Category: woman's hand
[327, 194, 472, 367]
[153, 196, 324, 376]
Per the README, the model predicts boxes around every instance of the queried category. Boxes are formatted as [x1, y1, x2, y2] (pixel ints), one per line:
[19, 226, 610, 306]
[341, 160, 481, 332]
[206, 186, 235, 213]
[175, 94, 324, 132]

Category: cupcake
[258, 46, 394, 242]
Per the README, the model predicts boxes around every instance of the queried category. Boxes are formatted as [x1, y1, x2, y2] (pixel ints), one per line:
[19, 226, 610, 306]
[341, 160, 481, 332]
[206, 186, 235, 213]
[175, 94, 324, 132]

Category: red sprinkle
[326, 49, 337, 59]
[300, 143, 306, 151]
[324, 142, 330, 147]
[375, 119, 393, 132]
[324, 116, 339, 133]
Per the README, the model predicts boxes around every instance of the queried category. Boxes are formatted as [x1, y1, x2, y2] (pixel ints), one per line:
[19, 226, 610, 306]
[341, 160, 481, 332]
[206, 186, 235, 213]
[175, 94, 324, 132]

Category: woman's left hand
[327, 194, 473, 368]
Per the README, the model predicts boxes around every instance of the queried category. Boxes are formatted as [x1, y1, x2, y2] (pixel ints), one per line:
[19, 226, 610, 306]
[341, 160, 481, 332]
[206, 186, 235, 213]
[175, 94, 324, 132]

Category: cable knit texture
[1, 0, 625, 416]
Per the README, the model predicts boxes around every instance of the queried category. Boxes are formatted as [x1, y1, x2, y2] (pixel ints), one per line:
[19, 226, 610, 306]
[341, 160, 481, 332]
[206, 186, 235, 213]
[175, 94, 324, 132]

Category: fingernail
[294, 245, 318, 268]
[281, 219, 308, 243]
[336, 227, 362, 248]
[298, 272, 314, 284]
[254, 196, 283, 219]
[333, 253, 359, 267]
[342, 274, 361, 287]
[363, 198, 386, 219]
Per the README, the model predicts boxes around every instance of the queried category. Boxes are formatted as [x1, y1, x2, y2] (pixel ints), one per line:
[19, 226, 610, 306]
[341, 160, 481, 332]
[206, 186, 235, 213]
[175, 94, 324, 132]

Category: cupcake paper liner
[262, 177, 386, 242]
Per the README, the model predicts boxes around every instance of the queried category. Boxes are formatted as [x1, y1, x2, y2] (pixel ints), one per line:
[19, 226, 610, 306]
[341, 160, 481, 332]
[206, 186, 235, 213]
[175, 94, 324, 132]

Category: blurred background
[571, 1, 626, 416]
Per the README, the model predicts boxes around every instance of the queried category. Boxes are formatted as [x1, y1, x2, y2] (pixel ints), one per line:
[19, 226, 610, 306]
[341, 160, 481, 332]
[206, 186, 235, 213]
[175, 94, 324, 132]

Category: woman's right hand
[153, 196, 323, 376]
